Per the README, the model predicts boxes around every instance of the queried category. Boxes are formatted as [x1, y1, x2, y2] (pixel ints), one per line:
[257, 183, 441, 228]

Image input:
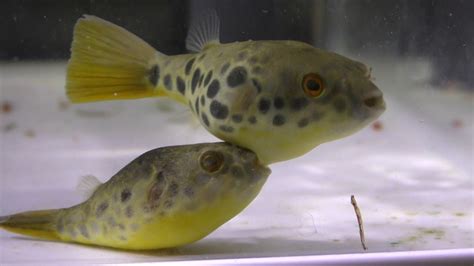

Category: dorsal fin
[76, 175, 102, 199]
[185, 9, 220, 52]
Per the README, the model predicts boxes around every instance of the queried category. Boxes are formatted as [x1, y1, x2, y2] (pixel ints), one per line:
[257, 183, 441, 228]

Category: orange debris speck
[451, 119, 463, 128]
[1, 101, 12, 114]
[372, 121, 383, 131]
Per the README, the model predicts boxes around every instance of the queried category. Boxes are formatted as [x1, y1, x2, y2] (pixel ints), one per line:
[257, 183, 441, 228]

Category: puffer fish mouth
[249, 154, 272, 178]
[362, 92, 386, 113]
[244, 153, 272, 181]
[233, 145, 272, 178]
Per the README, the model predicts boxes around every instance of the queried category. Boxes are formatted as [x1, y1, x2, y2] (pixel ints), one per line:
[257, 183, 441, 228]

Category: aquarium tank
[0, 0, 472, 264]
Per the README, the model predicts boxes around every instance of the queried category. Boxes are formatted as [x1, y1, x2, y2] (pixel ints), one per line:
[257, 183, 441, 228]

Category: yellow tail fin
[0, 209, 60, 241]
[66, 15, 165, 103]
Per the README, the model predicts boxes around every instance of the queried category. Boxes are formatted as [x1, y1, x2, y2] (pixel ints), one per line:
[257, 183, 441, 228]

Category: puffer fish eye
[302, 73, 325, 98]
[200, 150, 224, 173]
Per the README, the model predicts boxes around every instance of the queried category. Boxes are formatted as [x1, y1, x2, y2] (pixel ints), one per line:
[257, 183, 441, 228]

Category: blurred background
[1, 0, 472, 88]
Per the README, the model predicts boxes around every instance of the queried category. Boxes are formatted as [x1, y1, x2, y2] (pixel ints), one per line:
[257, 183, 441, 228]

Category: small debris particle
[58, 100, 70, 111]
[451, 119, 463, 128]
[24, 129, 36, 138]
[3, 122, 17, 132]
[371, 121, 383, 131]
[1, 101, 12, 114]
[351, 195, 367, 250]
[453, 212, 466, 217]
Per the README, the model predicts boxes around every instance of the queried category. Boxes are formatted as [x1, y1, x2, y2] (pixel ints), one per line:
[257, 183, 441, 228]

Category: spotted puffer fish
[0, 143, 270, 250]
[66, 13, 386, 164]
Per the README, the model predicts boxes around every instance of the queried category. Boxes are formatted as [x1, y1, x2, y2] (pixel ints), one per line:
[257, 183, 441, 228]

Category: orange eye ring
[302, 73, 325, 98]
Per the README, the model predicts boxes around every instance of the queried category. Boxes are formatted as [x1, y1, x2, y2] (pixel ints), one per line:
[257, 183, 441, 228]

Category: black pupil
[306, 79, 320, 91]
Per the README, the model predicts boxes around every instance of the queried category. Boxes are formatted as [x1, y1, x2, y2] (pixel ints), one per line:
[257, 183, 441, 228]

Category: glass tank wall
[1, 0, 472, 264]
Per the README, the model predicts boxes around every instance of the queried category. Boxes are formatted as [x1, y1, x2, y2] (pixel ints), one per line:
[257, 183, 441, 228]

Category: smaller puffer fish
[0, 143, 270, 250]
[66, 12, 385, 164]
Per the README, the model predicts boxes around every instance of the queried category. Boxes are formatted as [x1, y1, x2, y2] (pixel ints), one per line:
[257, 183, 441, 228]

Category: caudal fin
[66, 15, 166, 103]
[0, 209, 60, 241]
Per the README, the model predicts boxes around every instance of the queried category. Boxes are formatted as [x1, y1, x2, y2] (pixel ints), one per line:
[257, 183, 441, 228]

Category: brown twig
[351, 195, 367, 250]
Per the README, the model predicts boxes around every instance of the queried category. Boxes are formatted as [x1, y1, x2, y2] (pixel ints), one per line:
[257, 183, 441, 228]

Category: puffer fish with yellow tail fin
[66, 12, 386, 164]
[0, 143, 270, 250]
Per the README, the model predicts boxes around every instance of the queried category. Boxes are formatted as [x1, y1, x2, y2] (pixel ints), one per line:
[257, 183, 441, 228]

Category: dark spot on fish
[118, 224, 125, 230]
[119, 235, 127, 241]
[231, 165, 244, 178]
[125, 206, 133, 218]
[176, 76, 186, 95]
[107, 216, 117, 227]
[219, 125, 234, 132]
[156, 171, 165, 182]
[195, 174, 210, 185]
[195, 97, 200, 115]
[210, 100, 229, 119]
[221, 63, 230, 74]
[252, 66, 262, 75]
[217, 52, 223, 57]
[198, 73, 204, 87]
[204, 71, 213, 87]
[96, 202, 109, 217]
[291, 97, 309, 111]
[57, 221, 64, 233]
[298, 118, 309, 128]
[258, 98, 271, 114]
[119, 189, 131, 203]
[274, 97, 285, 109]
[191, 68, 201, 94]
[251, 79, 263, 93]
[200, 95, 206, 106]
[272, 114, 286, 126]
[231, 114, 243, 123]
[248, 55, 258, 64]
[207, 80, 220, 98]
[168, 182, 179, 197]
[185, 58, 195, 75]
[184, 186, 195, 198]
[333, 97, 347, 113]
[164, 200, 173, 209]
[311, 111, 325, 121]
[79, 225, 89, 238]
[148, 180, 165, 208]
[237, 51, 248, 60]
[163, 74, 172, 90]
[227, 67, 248, 87]
[201, 113, 210, 127]
[149, 65, 159, 86]
[248, 116, 257, 124]
[68, 227, 77, 237]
